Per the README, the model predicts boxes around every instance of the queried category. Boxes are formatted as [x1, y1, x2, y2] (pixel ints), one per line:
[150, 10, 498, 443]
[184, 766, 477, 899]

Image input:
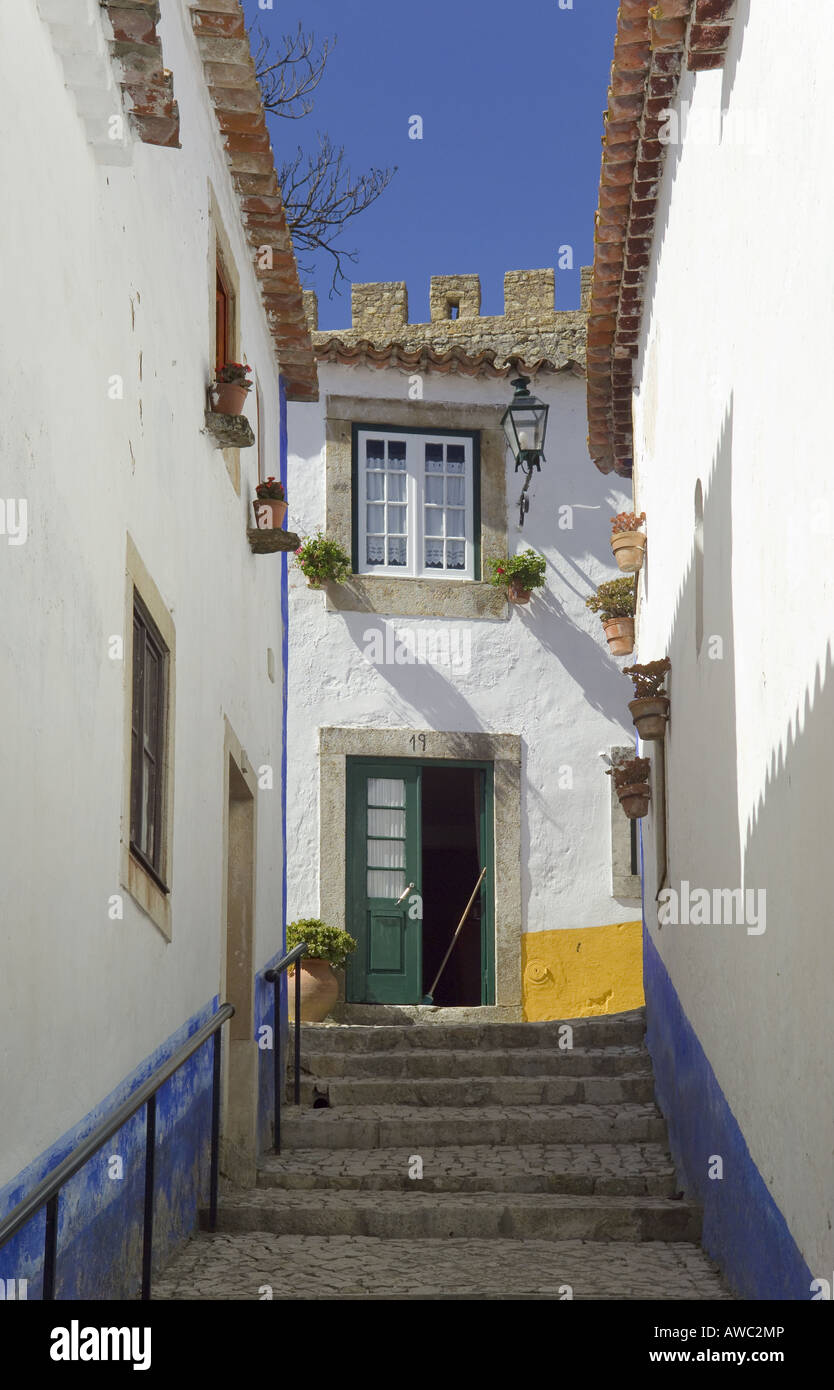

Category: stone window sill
[121, 846, 171, 941]
[323, 574, 508, 619]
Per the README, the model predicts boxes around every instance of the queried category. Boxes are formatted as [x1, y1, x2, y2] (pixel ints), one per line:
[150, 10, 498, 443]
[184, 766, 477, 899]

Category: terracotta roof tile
[586, 0, 737, 475]
[101, 2, 180, 146]
[187, 1, 317, 401]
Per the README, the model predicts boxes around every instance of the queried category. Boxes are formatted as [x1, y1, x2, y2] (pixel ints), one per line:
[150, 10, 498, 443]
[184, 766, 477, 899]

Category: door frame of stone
[345, 755, 496, 1005]
[219, 717, 258, 1185]
[319, 727, 522, 1010]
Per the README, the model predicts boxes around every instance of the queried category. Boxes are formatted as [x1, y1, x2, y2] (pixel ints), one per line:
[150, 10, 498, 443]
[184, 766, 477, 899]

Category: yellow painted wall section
[522, 921, 644, 1021]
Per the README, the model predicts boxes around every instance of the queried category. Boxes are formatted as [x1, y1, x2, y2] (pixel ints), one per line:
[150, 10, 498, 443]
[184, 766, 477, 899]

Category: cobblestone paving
[257, 1142, 678, 1194]
[154, 1010, 734, 1300]
[154, 1232, 733, 1301]
[279, 1101, 668, 1146]
[299, 1044, 653, 1078]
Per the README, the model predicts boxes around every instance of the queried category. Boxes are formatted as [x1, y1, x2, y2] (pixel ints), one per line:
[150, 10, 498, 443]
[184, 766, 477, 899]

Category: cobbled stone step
[211, 1188, 702, 1243]
[257, 1143, 679, 1196]
[279, 1102, 667, 1149]
[154, 1233, 733, 1301]
[294, 1011, 646, 1053]
[155, 1006, 734, 1299]
[292, 1072, 656, 1108]
[296, 1045, 652, 1081]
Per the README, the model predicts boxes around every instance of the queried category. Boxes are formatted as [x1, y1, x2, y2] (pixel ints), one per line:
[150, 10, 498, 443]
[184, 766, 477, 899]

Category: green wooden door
[346, 761, 423, 1004]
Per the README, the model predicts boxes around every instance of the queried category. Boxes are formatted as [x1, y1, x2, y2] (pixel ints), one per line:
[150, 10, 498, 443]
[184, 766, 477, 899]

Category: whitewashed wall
[0, 3, 287, 1185]
[286, 363, 635, 953]
[632, 0, 834, 1280]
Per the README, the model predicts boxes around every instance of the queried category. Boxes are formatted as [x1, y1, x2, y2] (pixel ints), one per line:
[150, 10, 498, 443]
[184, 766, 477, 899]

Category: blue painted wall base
[0, 997, 219, 1300]
[642, 923, 813, 1300]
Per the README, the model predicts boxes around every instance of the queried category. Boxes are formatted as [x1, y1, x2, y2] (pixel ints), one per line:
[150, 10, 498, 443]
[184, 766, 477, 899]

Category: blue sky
[241, 0, 620, 330]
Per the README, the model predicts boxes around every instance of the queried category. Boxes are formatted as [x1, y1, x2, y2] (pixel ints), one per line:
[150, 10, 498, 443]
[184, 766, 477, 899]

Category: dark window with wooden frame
[130, 592, 169, 890]
[215, 260, 231, 373]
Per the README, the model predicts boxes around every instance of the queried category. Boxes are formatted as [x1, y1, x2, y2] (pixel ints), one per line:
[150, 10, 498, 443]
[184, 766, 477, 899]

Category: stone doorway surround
[319, 726, 523, 1016]
[220, 717, 258, 1186]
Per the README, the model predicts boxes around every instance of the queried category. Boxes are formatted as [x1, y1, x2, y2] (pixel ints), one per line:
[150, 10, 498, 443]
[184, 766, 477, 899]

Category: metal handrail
[0, 1002, 235, 1300]
[264, 941, 307, 1153]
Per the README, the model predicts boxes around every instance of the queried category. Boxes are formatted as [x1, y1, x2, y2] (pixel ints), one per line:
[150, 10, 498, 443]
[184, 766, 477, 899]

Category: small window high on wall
[216, 259, 231, 372]
[130, 592, 169, 889]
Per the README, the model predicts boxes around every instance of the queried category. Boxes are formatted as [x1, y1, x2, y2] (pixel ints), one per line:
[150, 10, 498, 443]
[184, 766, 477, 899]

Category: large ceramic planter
[602, 616, 634, 655]
[611, 531, 646, 574]
[508, 581, 532, 604]
[616, 781, 650, 819]
[287, 957, 339, 1023]
[252, 498, 287, 529]
[211, 381, 250, 415]
[629, 695, 670, 741]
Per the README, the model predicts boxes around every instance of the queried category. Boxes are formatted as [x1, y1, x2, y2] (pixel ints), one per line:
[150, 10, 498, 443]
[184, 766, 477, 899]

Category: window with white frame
[356, 428, 476, 579]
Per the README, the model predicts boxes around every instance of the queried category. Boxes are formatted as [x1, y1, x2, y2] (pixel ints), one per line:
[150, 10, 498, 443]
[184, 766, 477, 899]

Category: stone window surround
[208, 183, 243, 495]
[318, 726, 523, 1011]
[610, 744, 642, 901]
[120, 535, 176, 941]
[323, 394, 509, 619]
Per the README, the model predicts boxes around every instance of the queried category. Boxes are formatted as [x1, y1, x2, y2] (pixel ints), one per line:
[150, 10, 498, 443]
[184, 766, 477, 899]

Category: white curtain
[367, 779, 406, 898]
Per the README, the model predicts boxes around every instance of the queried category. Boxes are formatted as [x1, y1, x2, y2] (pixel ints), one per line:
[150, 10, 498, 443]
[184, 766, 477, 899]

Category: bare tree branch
[251, 25, 397, 296]
[252, 22, 333, 120]
[279, 136, 397, 295]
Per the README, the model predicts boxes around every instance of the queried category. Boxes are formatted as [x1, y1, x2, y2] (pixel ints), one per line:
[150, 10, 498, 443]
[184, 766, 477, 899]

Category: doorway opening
[344, 756, 494, 1007]
[220, 731, 258, 1185]
[421, 766, 482, 1006]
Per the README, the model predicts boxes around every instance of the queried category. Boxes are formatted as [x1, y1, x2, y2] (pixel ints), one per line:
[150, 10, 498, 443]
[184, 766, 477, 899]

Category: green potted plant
[623, 658, 671, 741]
[253, 477, 287, 529]
[487, 548, 547, 604]
[294, 533, 352, 588]
[611, 511, 646, 573]
[606, 756, 651, 819]
[585, 576, 636, 655]
[285, 918, 358, 1022]
[211, 361, 252, 416]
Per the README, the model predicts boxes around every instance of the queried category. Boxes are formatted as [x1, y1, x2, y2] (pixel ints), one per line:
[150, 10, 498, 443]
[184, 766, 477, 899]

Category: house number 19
[409, 734, 427, 752]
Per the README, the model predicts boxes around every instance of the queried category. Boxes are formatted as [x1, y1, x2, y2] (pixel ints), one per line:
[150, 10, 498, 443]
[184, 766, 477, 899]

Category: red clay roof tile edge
[586, 0, 735, 476]
[188, 1, 317, 401]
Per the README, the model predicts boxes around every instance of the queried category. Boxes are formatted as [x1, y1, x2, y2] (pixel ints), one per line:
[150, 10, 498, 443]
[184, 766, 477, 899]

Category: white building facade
[286, 270, 643, 1022]
[587, 0, 834, 1299]
[0, 0, 316, 1298]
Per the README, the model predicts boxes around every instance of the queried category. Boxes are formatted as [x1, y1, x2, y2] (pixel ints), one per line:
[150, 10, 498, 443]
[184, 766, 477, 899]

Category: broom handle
[426, 866, 487, 1001]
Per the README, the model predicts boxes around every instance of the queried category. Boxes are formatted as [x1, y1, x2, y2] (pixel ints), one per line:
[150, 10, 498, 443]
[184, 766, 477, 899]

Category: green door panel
[346, 761, 422, 1004]
[345, 756, 496, 1006]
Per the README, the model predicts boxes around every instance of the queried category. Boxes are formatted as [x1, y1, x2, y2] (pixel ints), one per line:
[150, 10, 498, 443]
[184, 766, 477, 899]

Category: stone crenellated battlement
[306, 268, 591, 376]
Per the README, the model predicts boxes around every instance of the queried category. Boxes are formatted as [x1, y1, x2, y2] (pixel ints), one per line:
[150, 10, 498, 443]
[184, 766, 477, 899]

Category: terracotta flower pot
[252, 498, 287, 529]
[287, 957, 339, 1023]
[602, 616, 635, 655]
[616, 781, 651, 819]
[611, 531, 646, 573]
[628, 695, 670, 741]
[508, 581, 532, 604]
[211, 381, 250, 415]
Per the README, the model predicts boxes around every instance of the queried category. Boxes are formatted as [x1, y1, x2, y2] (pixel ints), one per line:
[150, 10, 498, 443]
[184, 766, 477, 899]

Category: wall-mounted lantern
[501, 372, 549, 526]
